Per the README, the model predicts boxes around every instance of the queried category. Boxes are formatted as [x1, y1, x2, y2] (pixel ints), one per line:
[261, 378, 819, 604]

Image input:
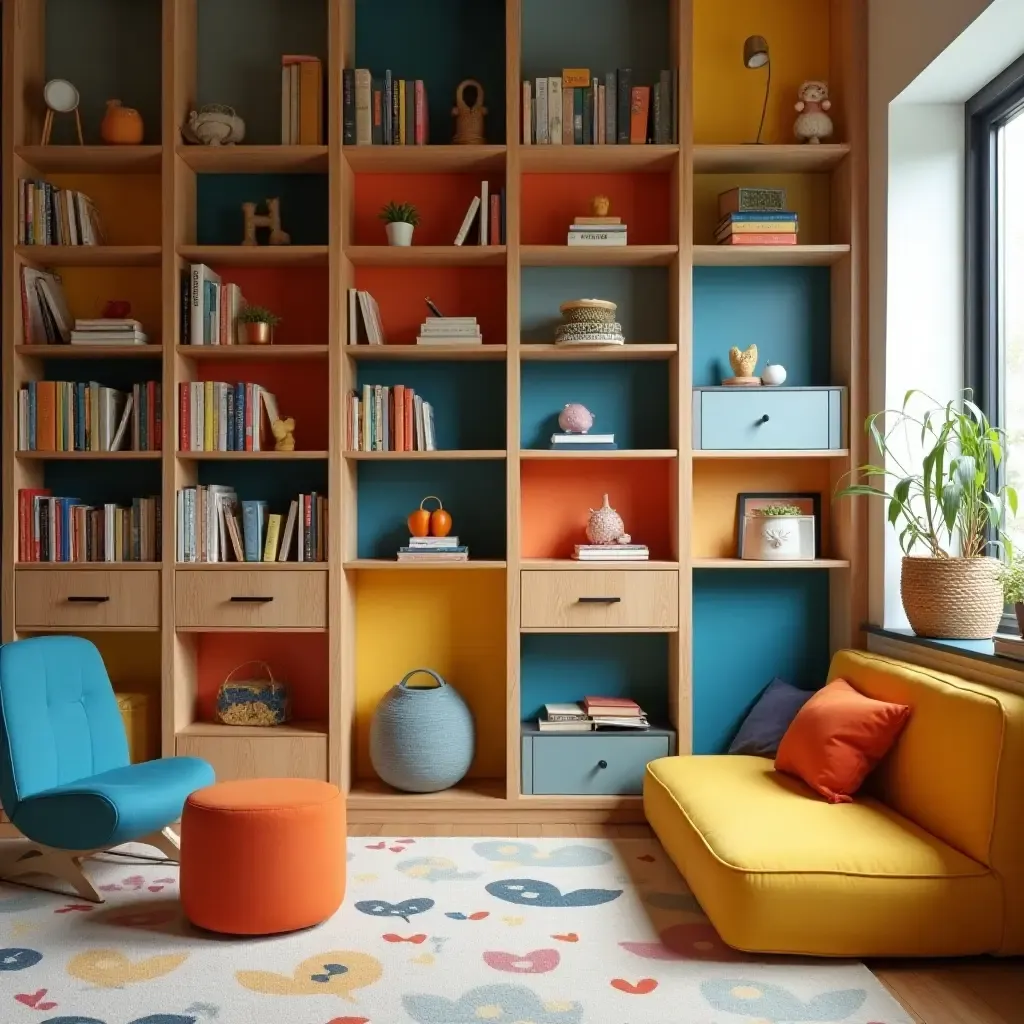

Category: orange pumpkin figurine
[408, 499, 432, 538]
[430, 503, 452, 538]
[100, 99, 144, 144]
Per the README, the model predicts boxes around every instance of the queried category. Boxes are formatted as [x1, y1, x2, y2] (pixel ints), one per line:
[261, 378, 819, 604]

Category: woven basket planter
[900, 556, 1003, 639]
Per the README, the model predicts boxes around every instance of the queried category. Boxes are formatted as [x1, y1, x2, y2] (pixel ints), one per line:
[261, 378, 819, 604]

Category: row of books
[18, 490, 161, 564]
[17, 380, 161, 452]
[182, 264, 248, 346]
[418, 316, 480, 345]
[346, 385, 437, 452]
[21, 266, 71, 345]
[176, 486, 327, 563]
[178, 381, 278, 452]
[282, 55, 324, 145]
[348, 288, 386, 345]
[574, 544, 649, 562]
[537, 697, 650, 732]
[523, 69, 677, 146]
[398, 536, 468, 563]
[716, 211, 799, 247]
[344, 71, 429, 146]
[454, 182, 507, 245]
[18, 179, 103, 246]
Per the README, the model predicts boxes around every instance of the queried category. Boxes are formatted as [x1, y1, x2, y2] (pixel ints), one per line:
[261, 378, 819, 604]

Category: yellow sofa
[644, 649, 1024, 957]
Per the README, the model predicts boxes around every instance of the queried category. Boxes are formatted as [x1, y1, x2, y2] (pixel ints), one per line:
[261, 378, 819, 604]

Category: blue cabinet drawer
[522, 726, 674, 796]
[693, 387, 846, 450]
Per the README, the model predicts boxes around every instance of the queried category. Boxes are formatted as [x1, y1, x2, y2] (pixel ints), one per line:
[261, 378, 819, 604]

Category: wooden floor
[348, 823, 1024, 1024]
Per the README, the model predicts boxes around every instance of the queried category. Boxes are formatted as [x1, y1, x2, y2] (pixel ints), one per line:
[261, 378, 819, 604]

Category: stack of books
[454, 182, 507, 245]
[716, 188, 798, 247]
[418, 316, 481, 346]
[71, 318, 148, 346]
[18, 490, 160, 563]
[574, 543, 649, 562]
[18, 178, 103, 245]
[568, 219, 626, 247]
[397, 536, 468, 563]
[549, 431, 617, 451]
[536, 698, 650, 731]
[281, 55, 324, 144]
[344, 71, 429, 146]
[994, 635, 1024, 661]
[178, 382, 276, 452]
[348, 288, 386, 345]
[346, 384, 436, 452]
[182, 264, 248, 346]
[176, 486, 326, 563]
[522, 68, 677, 146]
[20, 267, 71, 344]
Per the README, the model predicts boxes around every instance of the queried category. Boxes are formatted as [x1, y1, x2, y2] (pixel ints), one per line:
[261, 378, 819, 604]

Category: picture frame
[736, 492, 822, 560]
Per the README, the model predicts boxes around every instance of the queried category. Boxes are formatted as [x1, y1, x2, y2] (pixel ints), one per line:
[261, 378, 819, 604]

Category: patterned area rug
[0, 837, 911, 1024]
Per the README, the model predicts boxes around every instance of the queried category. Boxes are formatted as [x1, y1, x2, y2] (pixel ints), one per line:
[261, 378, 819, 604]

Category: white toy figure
[794, 81, 833, 144]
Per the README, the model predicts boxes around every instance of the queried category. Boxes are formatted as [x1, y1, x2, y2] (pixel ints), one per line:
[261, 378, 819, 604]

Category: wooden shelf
[345, 344, 507, 361]
[16, 245, 161, 267]
[16, 344, 162, 359]
[521, 559, 680, 571]
[16, 145, 163, 173]
[348, 778, 507, 809]
[693, 143, 851, 174]
[178, 720, 328, 738]
[177, 144, 328, 173]
[177, 245, 329, 267]
[16, 562, 161, 570]
[521, 449, 677, 460]
[175, 562, 326, 570]
[343, 145, 507, 173]
[176, 344, 329, 360]
[520, 344, 677, 360]
[345, 449, 506, 460]
[693, 244, 851, 267]
[693, 558, 851, 569]
[521, 244, 677, 267]
[177, 450, 328, 460]
[520, 144, 678, 173]
[16, 450, 161, 461]
[344, 559, 507, 570]
[346, 245, 506, 267]
[692, 448, 850, 459]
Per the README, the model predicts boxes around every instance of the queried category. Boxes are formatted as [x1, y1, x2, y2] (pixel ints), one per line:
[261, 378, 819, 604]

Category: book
[278, 500, 299, 561]
[454, 196, 481, 245]
[718, 234, 799, 246]
[567, 231, 627, 246]
[551, 433, 616, 444]
[397, 549, 469, 562]
[543, 702, 587, 721]
[522, 81, 532, 144]
[570, 222, 626, 231]
[342, 68, 356, 144]
[548, 76, 562, 145]
[562, 68, 590, 89]
[354, 69, 372, 145]
[409, 536, 461, 548]
[548, 441, 618, 450]
[263, 513, 282, 561]
[616, 69, 632, 143]
[562, 86, 573, 145]
[718, 187, 788, 217]
[629, 86, 650, 143]
[535, 77, 549, 144]
[593, 716, 650, 730]
[584, 696, 643, 716]
[715, 220, 799, 239]
[537, 720, 593, 732]
[480, 179, 489, 245]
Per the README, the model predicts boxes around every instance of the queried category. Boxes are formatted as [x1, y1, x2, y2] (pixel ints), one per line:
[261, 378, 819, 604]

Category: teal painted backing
[521, 0, 671, 85]
[521, 267, 669, 343]
[520, 361, 669, 449]
[520, 633, 669, 721]
[692, 268, 831, 387]
[44, 462, 162, 510]
[45, 0, 162, 145]
[356, 461, 506, 560]
[196, 460, 328, 516]
[196, 175, 329, 246]
[692, 570, 830, 753]
[197, 0, 328, 145]
[354, 361, 505, 450]
[356, 0, 506, 144]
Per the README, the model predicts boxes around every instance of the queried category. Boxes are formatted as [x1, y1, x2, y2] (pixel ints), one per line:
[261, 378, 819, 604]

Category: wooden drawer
[175, 570, 327, 629]
[521, 570, 677, 630]
[176, 732, 327, 782]
[15, 569, 160, 629]
[693, 387, 845, 450]
[522, 726, 675, 795]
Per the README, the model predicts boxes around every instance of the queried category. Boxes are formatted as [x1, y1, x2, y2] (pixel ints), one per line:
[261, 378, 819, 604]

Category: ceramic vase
[244, 321, 272, 345]
[587, 493, 626, 544]
[386, 222, 414, 246]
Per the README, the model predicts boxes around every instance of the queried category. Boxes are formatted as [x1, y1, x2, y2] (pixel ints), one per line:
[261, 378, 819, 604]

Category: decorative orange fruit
[430, 506, 452, 537]
[408, 507, 430, 537]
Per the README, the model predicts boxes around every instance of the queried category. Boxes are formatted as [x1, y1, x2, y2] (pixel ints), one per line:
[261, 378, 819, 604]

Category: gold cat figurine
[729, 344, 758, 378]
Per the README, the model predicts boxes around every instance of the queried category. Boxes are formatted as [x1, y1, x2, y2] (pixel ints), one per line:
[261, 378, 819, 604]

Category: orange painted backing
[521, 174, 672, 245]
[55, 268, 162, 343]
[354, 267, 506, 345]
[48, 173, 161, 245]
[521, 461, 674, 560]
[692, 459, 834, 558]
[353, 174, 505, 245]
[194, 632, 329, 725]
[693, 0, 831, 145]
[210, 267, 329, 346]
[192, 360, 330, 450]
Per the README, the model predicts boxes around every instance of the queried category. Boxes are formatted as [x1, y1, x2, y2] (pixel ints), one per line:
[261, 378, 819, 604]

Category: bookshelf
[2, 0, 866, 830]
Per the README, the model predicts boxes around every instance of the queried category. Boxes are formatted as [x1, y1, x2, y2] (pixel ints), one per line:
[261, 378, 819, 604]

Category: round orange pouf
[180, 778, 345, 935]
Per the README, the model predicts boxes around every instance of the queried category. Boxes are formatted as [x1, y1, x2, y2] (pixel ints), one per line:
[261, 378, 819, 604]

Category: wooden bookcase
[1, 0, 866, 829]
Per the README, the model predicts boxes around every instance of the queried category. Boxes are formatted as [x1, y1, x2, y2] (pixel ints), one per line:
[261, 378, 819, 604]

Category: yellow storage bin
[116, 692, 158, 763]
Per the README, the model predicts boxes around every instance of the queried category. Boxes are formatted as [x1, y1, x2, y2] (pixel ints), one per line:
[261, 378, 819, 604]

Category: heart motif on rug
[383, 933, 427, 944]
[611, 977, 659, 995]
[54, 904, 93, 914]
[483, 948, 560, 974]
[366, 842, 386, 850]
[326, 1017, 370, 1024]
[445, 911, 489, 921]
[410, 953, 436, 965]
[14, 988, 56, 1010]
[551, 932, 579, 942]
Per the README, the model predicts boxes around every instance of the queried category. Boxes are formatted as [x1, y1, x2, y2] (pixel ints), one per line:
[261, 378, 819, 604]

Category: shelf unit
[2, 0, 866, 829]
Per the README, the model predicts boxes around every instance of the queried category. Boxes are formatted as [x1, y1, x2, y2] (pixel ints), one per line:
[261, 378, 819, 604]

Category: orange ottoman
[180, 778, 345, 935]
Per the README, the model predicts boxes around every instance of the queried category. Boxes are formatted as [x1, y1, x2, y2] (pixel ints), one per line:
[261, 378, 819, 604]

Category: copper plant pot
[244, 321, 272, 345]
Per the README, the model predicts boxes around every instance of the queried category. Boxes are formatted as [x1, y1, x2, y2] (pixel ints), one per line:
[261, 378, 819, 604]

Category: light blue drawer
[523, 730, 673, 796]
[694, 388, 845, 450]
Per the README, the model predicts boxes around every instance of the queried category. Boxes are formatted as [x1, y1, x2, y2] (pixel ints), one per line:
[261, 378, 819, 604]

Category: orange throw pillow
[775, 678, 911, 803]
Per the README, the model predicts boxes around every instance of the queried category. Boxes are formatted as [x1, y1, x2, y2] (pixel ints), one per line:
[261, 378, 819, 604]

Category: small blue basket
[370, 668, 475, 793]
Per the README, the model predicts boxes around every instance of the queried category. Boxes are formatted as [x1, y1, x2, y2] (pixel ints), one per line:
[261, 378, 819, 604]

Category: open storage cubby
[3, 0, 866, 831]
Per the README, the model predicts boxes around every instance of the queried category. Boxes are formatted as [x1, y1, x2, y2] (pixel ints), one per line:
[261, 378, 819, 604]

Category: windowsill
[865, 625, 1020, 668]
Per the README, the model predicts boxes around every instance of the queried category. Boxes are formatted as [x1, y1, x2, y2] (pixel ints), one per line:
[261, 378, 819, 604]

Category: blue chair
[0, 636, 215, 902]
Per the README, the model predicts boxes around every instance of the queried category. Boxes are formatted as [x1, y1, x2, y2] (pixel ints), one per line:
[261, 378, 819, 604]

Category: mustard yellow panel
[47, 173, 161, 245]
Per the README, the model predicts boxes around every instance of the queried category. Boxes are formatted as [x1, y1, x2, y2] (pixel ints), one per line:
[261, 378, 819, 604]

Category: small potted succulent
[237, 305, 281, 345]
[742, 503, 813, 561]
[998, 557, 1024, 636]
[379, 201, 420, 246]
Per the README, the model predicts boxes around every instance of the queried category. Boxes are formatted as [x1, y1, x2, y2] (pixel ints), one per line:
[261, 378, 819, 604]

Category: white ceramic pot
[742, 514, 814, 560]
[386, 222, 414, 246]
[761, 363, 788, 386]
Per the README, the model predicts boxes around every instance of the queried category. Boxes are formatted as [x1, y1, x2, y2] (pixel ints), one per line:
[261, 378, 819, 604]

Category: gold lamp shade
[744, 35, 770, 69]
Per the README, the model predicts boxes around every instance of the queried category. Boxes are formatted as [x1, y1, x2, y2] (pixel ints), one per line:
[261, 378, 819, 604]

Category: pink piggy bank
[558, 403, 595, 434]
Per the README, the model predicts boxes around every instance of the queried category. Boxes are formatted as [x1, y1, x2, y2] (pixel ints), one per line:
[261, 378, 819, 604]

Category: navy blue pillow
[729, 678, 814, 758]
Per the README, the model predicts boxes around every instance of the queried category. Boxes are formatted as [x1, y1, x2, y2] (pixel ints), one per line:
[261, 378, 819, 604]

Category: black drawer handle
[756, 415, 770, 425]
[230, 596, 274, 603]
[66, 595, 110, 603]
[597, 759, 609, 770]
[577, 596, 622, 604]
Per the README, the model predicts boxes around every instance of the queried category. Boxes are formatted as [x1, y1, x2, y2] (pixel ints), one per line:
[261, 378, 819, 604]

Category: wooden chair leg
[0, 843, 104, 903]
[138, 826, 180, 862]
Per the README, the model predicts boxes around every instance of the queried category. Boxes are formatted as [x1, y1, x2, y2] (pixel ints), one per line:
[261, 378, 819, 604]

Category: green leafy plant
[751, 503, 803, 517]
[998, 557, 1024, 605]
[378, 201, 420, 226]
[837, 389, 1017, 559]
[238, 305, 281, 326]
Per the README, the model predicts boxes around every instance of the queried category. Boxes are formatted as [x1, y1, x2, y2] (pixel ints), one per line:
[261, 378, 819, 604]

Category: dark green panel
[197, 0, 328, 145]
[356, 0, 506, 144]
[45, 0, 162, 144]
[197, 460, 328, 514]
[44, 461, 162, 508]
[196, 174, 329, 246]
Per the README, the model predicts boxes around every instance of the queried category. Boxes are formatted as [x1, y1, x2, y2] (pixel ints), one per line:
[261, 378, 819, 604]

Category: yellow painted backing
[693, 172, 831, 245]
[692, 460, 834, 558]
[354, 570, 507, 781]
[693, 0, 831, 145]
[54, 267, 163, 336]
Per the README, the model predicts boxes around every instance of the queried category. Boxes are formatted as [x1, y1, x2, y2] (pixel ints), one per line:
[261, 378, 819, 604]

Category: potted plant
[998, 557, 1024, 636]
[237, 305, 280, 345]
[838, 390, 1018, 639]
[379, 201, 420, 246]
[743, 504, 811, 561]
